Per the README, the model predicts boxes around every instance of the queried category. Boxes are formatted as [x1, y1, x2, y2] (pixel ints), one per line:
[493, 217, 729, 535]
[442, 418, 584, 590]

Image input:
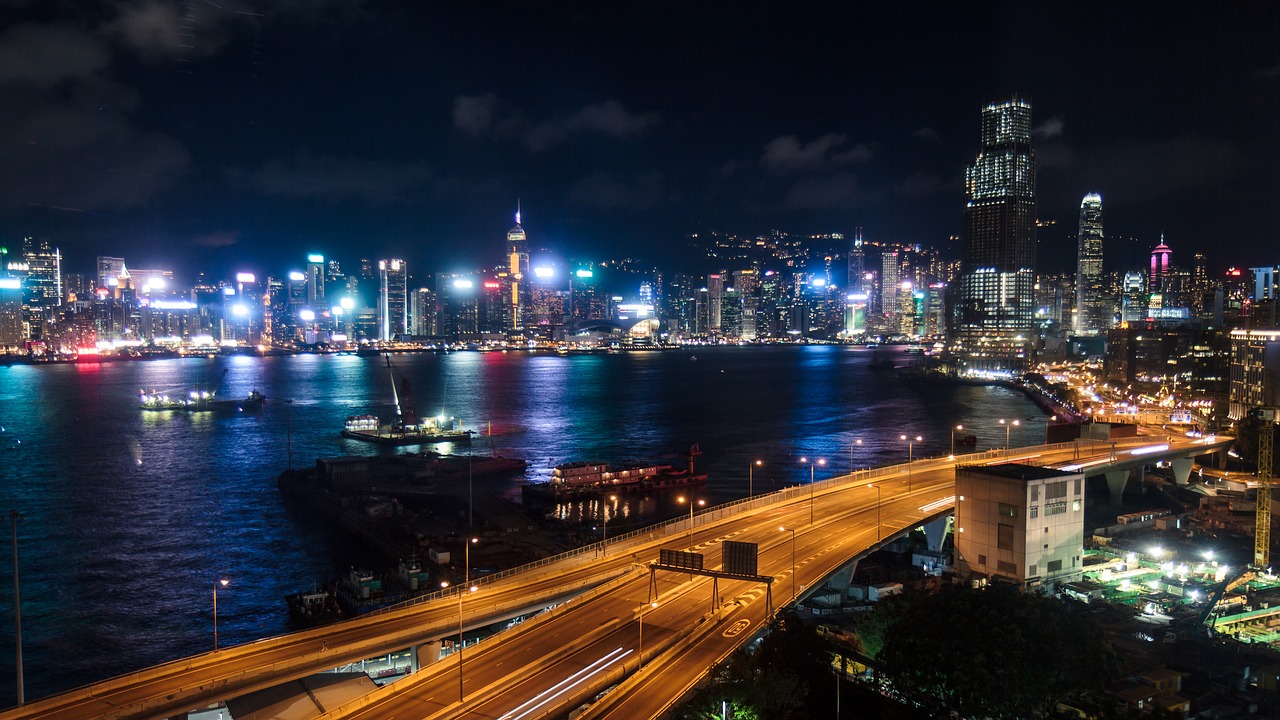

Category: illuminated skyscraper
[306, 254, 325, 306]
[847, 228, 865, 295]
[1074, 193, 1106, 335]
[880, 250, 899, 327]
[506, 204, 529, 329]
[707, 273, 724, 332]
[956, 97, 1037, 360]
[1150, 236, 1172, 290]
[378, 259, 407, 341]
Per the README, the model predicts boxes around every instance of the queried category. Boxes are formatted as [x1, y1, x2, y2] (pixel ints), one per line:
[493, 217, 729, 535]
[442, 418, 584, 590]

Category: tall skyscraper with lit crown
[956, 97, 1037, 364]
[1074, 193, 1105, 334]
[506, 204, 530, 329]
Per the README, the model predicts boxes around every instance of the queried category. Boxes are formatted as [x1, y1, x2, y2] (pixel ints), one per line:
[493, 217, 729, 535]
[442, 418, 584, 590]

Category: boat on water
[286, 558, 434, 627]
[524, 443, 707, 500]
[139, 369, 265, 412]
[341, 357, 473, 445]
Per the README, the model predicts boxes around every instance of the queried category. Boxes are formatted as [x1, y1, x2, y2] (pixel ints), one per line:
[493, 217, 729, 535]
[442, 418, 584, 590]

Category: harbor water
[0, 344, 1045, 704]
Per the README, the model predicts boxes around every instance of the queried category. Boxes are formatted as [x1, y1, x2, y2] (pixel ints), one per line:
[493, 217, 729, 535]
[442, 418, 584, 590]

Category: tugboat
[340, 357, 473, 445]
[139, 369, 265, 412]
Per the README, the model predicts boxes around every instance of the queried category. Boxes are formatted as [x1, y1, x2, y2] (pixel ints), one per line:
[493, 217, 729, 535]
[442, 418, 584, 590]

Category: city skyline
[1, 3, 1277, 279]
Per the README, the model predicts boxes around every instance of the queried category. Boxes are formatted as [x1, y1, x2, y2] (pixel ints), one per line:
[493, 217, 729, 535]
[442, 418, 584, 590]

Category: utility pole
[10, 510, 22, 706]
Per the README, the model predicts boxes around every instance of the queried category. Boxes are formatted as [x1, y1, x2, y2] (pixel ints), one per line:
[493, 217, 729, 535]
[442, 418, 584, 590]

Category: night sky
[2, 2, 1277, 280]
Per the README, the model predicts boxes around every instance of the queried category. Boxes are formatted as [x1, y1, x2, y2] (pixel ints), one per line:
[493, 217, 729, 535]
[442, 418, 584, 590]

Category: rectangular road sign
[722, 540, 758, 577]
[659, 548, 704, 571]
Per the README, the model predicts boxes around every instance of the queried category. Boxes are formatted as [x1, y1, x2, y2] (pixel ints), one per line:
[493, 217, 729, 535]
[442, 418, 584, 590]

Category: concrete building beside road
[954, 463, 1085, 589]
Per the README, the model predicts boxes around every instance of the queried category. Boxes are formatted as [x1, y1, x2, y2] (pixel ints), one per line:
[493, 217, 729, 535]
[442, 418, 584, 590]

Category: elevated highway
[1, 434, 1230, 720]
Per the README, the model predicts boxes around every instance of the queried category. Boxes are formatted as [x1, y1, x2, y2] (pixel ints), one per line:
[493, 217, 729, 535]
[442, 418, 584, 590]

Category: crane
[1254, 408, 1276, 568]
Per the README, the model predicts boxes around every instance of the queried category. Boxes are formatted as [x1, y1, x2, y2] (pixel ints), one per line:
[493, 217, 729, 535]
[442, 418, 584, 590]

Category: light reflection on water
[0, 345, 1044, 703]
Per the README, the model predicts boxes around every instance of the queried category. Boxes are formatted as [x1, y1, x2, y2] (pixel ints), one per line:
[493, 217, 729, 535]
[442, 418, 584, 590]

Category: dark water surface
[0, 345, 1044, 703]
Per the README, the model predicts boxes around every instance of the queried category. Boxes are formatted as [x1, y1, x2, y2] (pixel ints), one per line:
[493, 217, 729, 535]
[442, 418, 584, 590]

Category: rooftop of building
[956, 462, 1078, 482]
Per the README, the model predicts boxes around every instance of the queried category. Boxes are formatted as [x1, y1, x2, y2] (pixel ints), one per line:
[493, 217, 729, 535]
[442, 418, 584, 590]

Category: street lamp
[999, 418, 1020, 450]
[638, 600, 657, 671]
[850, 438, 863, 474]
[869, 484, 882, 541]
[799, 457, 826, 525]
[950, 424, 964, 456]
[779, 526, 796, 603]
[748, 460, 762, 498]
[213, 578, 229, 650]
[677, 496, 705, 549]
[602, 495, 617, 555]
[899, 435, 921, 491]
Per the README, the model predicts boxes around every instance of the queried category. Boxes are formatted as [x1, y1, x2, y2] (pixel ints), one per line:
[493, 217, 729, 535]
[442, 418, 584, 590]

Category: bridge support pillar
[923, 516, 949, 552]
[1171, 458, 1194, 485]
[827, 560, 856, 592]
[1106, 470, 1130, 505]
[413, 641, 441, 670]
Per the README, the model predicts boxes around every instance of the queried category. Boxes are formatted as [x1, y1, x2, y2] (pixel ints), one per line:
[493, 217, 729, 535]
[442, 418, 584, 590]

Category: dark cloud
[782, 173, 869, 210]
[452, 93, 497, 135]
[893, 172, 943, 198]
[0, 24, 110, 86]
[194, 231, 241, 248]
[567, 170, 664, 210]
[1036, 142, 1079, 170]
[912, 127, 941, 143]
[524, 100, 660, 152]
[760, 134, 873, 175]
[1032, 117, 1065, 140]
[244, 153, 432, 203]
[0, 79, 188, 211]
[1088, 136, 1238, 204]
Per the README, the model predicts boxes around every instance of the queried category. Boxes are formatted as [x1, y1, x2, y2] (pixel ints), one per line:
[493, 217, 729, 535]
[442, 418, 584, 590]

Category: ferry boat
[526, 444, 707, 499]
[340, 357, 473, 445]
[139, 369, 265, 412]
[341, 413, 472, 445]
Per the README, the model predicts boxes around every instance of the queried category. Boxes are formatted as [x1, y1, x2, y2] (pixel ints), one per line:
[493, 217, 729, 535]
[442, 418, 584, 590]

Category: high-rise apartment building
[1228, 329, 1280, 420]
[506, 206, 530, 329]
[880, 251, 899, 328]
[1074, 193, 1105, 335]
[956, 97, 1037, 362]
[378, 259, 407, 341]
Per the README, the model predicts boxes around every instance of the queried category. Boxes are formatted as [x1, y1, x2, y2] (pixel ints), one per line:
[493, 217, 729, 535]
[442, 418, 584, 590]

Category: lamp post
[638, 600, 657, 671]
[899, 435, 921, 491]
[779, 526, 796, 602]
[850, 438, 862, 474]
[799, 457, 826, 525]
[999, 418, 1020, 450]
[10, 510, 22, 706]
[1045, 415, 1057, 444]
[602, 495, 617, 555]
[677, 496, 705, 549]
[950, 424, 964, 456]
[869, 484, 882, 541]
[748, 460, 762, 498]
[213, 578, 229, 650]
[460, 536, 477, 702]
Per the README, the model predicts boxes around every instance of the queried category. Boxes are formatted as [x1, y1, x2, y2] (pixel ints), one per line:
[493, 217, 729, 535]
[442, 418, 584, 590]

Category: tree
[859, 584, 1117, 719]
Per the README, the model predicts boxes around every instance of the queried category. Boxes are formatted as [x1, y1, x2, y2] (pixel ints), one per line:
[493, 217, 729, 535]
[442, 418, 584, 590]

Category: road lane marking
[497, 646, 632, 720]
[723, 619, 751, 637]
